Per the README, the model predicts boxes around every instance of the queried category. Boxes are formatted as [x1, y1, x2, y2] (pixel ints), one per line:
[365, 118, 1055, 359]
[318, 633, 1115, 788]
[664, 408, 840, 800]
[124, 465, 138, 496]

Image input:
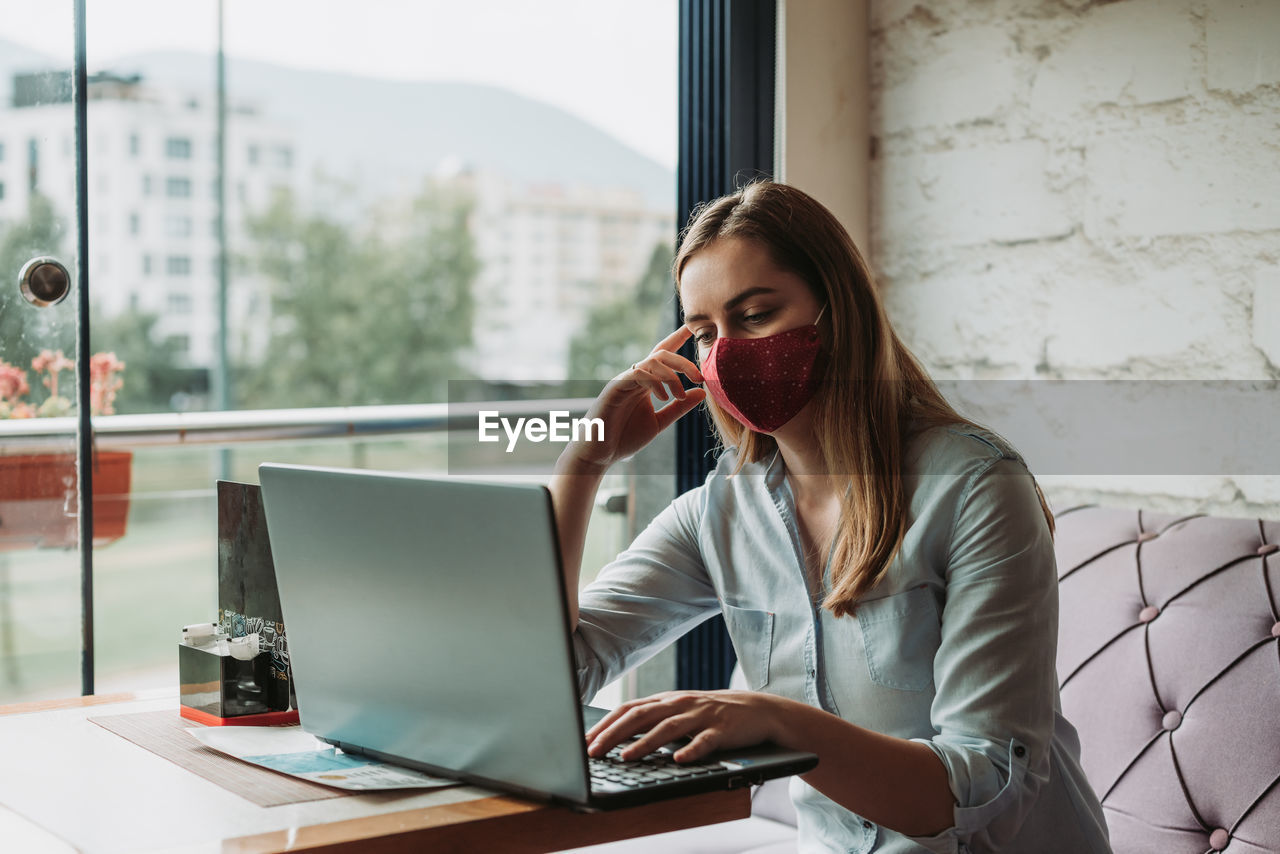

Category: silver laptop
[257, 462, 818, 811]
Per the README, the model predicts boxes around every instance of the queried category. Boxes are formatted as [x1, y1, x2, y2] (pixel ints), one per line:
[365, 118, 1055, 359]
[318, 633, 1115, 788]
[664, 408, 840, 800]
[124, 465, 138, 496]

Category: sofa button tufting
[1013, 745, 1026, 758]
[1258, 543, 1279, 556]
[1162, 710, 1182, 731]
[1209, 828, 1230, 850]
[1136, 531, 1158, 542]
[1139, 605, 1160, 623]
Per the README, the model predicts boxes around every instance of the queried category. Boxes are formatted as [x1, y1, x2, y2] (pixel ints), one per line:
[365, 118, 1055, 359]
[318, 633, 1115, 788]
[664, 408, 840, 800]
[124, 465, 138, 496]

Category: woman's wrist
[555, 446, 611, 477]
[756, 693, 812, 751]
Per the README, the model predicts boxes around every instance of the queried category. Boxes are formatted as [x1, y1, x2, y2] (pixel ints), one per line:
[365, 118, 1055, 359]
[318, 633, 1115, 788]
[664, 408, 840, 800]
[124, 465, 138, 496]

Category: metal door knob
[18, 256, 71, 307]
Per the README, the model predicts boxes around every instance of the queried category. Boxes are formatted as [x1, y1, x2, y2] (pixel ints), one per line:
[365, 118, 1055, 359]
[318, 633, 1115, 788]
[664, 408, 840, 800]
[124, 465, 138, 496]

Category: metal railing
[0, 399, 595, 452]
[0, 399, 620, 701]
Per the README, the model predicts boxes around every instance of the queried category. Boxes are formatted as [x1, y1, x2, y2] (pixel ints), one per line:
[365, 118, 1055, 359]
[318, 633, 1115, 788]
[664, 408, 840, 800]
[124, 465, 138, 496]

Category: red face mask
[701, 304, 828, 434]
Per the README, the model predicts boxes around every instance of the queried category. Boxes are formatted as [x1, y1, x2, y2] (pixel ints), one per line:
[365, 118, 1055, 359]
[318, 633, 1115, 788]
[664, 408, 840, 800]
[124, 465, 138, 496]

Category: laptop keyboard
[588, 743, 729, 791]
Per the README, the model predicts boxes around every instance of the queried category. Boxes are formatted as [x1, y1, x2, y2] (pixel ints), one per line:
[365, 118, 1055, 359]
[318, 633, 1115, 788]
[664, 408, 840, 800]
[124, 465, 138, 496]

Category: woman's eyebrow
[682, 287, 779, 324]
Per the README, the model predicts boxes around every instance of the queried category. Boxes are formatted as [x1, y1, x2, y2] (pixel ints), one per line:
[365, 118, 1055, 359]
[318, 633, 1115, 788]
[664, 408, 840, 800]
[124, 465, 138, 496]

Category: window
[167, 293, 193, 315]
[33, 0, 677, 708]
[165, 215, 192, 238]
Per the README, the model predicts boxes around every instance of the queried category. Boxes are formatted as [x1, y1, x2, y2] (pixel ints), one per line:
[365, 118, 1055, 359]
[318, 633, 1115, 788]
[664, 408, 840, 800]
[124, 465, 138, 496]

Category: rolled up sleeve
[573, 484, 720, 701]
[903, 455, 1059, 853]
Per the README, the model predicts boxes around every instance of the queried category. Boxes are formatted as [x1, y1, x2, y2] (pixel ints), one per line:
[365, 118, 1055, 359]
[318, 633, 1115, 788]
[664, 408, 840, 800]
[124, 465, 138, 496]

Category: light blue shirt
[572, 424, 1113, 853]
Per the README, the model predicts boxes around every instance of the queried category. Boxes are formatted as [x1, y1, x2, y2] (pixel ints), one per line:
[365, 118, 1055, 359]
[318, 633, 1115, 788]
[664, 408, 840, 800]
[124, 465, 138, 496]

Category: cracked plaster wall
[868, 0, 1280, 516]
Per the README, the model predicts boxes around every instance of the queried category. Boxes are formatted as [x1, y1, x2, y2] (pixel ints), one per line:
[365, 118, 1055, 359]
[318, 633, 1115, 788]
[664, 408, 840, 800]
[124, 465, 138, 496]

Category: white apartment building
[3, 72, 674, 387]
[448, 167, 676, 382]
[0, 72, 297, 370]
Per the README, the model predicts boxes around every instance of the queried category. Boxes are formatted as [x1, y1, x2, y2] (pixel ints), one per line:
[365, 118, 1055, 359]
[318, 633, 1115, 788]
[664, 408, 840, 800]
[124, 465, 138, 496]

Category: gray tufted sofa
[561, 506, 1280, 853]
[1053, 506, 1279, 853]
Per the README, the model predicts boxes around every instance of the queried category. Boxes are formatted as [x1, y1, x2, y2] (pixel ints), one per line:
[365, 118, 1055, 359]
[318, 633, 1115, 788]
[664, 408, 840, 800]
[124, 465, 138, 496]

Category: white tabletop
[0, 693, 503, 854]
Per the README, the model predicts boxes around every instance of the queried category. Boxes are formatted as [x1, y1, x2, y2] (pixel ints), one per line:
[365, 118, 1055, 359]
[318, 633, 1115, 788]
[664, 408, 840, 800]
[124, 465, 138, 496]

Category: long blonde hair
[675, 182, 1054, 617]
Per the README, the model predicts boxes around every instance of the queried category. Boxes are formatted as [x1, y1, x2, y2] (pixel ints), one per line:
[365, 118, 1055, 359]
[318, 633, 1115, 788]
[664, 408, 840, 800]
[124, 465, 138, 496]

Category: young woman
[548, 182, 1111, 853]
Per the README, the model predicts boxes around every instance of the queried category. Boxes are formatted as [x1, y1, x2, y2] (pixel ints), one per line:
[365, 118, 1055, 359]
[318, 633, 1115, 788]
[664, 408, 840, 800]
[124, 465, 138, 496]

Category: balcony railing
[0, 399, 595, 452]
[0, 400, 637, 706]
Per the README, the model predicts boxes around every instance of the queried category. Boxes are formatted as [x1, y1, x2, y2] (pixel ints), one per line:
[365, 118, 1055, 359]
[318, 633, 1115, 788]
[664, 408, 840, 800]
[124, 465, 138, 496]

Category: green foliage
[566, 242, 678, 381]
[235, 181, 479, 408]
[89, 307, 198, 414]
[0, 194, 75, 373]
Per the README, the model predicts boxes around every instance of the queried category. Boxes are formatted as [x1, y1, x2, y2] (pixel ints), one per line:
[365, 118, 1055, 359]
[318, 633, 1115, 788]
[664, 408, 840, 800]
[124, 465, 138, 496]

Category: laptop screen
[259, 463, 590, 802]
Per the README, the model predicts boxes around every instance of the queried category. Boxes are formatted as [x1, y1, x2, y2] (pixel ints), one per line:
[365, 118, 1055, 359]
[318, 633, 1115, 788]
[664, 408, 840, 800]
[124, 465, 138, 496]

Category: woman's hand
[585, 689, 791, 763]
[564, 326, 706, 470]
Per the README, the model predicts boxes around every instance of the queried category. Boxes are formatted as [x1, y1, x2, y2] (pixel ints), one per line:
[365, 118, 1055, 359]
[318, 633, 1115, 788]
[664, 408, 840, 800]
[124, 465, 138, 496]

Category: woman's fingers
[586, 695, 681, 755]
[631, 360, 686, 401]
[649, 347, 704, 384]
[653, 323, 694, 354]
[653, 387, 705, 432]
[584, 698, 644, 743]
[629, 330, 705, 402]
[674, 729, 721, 763]
[617, 713, 702, 761]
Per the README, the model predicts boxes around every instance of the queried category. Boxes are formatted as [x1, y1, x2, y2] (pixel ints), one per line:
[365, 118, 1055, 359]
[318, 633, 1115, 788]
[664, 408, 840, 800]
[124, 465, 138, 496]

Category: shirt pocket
[721, 603, 775, 690]
[856, 585, 940, 692]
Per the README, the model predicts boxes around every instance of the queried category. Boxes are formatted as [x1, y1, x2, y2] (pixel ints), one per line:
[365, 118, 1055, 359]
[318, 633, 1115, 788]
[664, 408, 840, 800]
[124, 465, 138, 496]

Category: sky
[0, 0, 679, 169]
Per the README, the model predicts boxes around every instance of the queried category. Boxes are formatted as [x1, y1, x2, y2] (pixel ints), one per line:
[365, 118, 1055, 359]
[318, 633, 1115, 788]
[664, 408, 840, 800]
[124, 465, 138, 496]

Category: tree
[89, 307, 197, 414]
[236, 181, 479, 408]
[567, 242, 677, 381]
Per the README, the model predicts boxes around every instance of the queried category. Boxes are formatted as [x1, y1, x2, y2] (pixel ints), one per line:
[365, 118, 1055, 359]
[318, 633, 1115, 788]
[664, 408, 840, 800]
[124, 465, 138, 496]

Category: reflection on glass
[0, 3, 82, 701]
[0, 0, 677, 700]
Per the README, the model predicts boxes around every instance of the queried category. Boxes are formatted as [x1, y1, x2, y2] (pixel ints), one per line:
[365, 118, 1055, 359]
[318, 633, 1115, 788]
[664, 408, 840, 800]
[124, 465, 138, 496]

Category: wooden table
[0, 691, 749, 853]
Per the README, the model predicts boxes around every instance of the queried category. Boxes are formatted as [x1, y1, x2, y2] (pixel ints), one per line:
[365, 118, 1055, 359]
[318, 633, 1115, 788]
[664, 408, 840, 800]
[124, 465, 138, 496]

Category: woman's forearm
[548, 452, 609, 630]
[768, 697, 955, 838]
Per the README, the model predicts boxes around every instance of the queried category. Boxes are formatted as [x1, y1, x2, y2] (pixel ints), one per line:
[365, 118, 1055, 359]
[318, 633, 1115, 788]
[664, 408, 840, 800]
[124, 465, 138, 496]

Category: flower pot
[0, 450, 133, 552]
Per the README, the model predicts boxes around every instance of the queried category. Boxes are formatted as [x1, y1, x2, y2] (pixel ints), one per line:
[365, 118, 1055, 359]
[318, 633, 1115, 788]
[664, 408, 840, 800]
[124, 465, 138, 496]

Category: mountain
[0, 40, 674, 210]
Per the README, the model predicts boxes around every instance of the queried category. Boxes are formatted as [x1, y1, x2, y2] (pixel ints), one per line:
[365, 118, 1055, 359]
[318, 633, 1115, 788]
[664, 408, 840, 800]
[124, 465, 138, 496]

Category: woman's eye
[744, 310, 774, 325]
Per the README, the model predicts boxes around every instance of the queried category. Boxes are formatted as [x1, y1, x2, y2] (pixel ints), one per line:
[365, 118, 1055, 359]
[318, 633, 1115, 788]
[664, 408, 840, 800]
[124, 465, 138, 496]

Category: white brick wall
[1207, 0, 1280, 93]
[871, 0, 1280, 516]
[1254, 270, 1280, 370]
[1029, 0, 1196, 115]
[879, 25, 1019, 133]
[880, 140, 1073, 247]
[1085, 117, 1280, 238]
